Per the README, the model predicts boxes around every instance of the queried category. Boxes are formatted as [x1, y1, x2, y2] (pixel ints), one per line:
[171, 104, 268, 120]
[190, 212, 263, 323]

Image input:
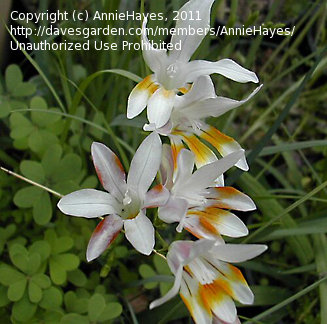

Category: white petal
[143, 185, 170, 208]
[159, 144, 174, 189]
[169, 0, 215, 63]
[174, 149, 195, 188]
[209, 294, 237, 324]
[184, 151, 244, 192]
[57, 189, 120, 218]
[147, 88, 175, 128]
[215, 211, 249, 238]
[214, 316, 241, 324]
[174, 75, 216, 109]
[91, 142, 126, 201]
[127, 75, 157, 119]
[127, 132, 162, 197]
[210, 244, 268, 263]
[205, 187, 256, 211]
[124, 211, 155, 255]
[149, 265, 183, 309]
[182, 84, 263, 119]
[185, 59, 259, 84]
[142, 17, 168, 73]
[158, 196, 188, 224]
[86, 215, 123, 261]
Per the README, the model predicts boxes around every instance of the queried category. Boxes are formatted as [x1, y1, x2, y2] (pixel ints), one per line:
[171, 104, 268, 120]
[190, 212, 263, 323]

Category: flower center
[121, 189, 141, 219]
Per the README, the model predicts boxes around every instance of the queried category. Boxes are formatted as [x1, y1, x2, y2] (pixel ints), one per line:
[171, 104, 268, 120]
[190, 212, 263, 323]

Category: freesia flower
[127, 0, 259, 130]
[57, 132, 169, 261]
[145, 76, 262, 171]
[150, 239, 267, 324]
[159, 146, 255, 240]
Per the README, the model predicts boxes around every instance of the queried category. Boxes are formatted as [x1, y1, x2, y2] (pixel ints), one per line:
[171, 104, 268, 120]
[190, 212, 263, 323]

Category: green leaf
[14, 186, 42, 208]
[28, 129, 58, 154]
[54, 153, 82, 182]
[28, 280, 43, 303]
[26, 252, 42, 275]
[20, 160, 45, 183]
[10, 112, 33, 139]
[0, 102, 10, 118]
[12, 292, 37, 322]
[53, 253, 79, 271]
[33, 191, 52, 225]
[49, 258, 67, 285]
[64, 291, 88, 314]
[88, 293, 106, 321]
[251, 285, 292, 306]
[60, 313, 89, 324]
[29, 240, 51, 262]
[97, 302, 123, 321]
[41, 144, 62, 178]
[8, 278, 27, 301]
[0, 285, 10, 307]
[31, 273, 51, 289]
[12, 82, 36, 97]
[39, 287, 63, 310]
[67, 269, 87, 287]
[9, 244, 29, 273]
[0, 264, 25, 285]
[5, 64, 23, 93]
[52, 236, 74, 254]
[139, 264, 157, 289]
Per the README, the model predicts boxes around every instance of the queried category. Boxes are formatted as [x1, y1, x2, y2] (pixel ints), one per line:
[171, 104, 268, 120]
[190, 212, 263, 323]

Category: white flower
[159, 146, 255, 240]
[57, 132, 169, 260]
[150, 239, 267, 324]
[127, 0, 259, 129]
[145, 76, 262, 171]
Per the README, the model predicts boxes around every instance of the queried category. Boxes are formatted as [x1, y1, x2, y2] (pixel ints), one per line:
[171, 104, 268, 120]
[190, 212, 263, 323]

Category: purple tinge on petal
[143, 184, 170, 208]
[86, 214, 123, 262]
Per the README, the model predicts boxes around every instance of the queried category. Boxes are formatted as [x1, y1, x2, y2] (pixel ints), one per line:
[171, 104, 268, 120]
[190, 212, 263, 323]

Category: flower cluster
[57, 0, 267, 323]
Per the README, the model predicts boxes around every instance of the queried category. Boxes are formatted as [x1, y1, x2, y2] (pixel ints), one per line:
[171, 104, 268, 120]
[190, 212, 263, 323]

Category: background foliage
[0, 0, 326, 323]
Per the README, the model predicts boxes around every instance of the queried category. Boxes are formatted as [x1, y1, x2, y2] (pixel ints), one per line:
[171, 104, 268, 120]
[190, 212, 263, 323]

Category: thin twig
[153, 249, 167, 260]
[0, 166, 63, 198]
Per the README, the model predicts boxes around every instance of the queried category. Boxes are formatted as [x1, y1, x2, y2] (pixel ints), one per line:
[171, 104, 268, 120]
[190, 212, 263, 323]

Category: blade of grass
[227, 45, 327, 186]
[246, 276, 327, 323]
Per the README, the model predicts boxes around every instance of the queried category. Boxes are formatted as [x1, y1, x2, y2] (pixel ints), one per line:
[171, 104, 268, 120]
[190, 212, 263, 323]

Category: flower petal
[205, 187, 256, 211]
[199, 126, 248, 171]
[174, 149, 195, 188]
[181, 274, 213, 324]
[86, 214, 123, 262]
[176, 132, 217, 168]
[199, 281, 237, 323]
[185, 208, 248, 239]
[149, 265, 183, 309]
[124, 211, 155, 255]
[127, 75, 158, 119]
[127, 132, 162, 197]
[169, 0, 215, 63]
[91, 142, 126, 200]
[143, 184, 170, 208]
[158, 196, 188, 224]
[214, 316, 241, 324]
[174, 76, 216, 109]
[57, 189, 120, 218]
[184, 150, 244, 192]
[147, 88, 175, 128]
[182, 84, 263, 119]
[141, 17, 168, 73]
[211, 244, 268, 263]
[185, 59, 259, 84]
[160, 144, 174, 189]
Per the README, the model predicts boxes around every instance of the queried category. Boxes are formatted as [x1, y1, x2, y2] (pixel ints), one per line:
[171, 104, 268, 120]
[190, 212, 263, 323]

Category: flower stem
[153, 249, 167, 260]
[0, 166, 63, 198]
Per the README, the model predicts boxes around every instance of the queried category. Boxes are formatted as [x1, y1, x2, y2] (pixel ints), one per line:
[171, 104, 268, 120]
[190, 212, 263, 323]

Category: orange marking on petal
[228, 264, 247, 284]
[199, 216, 219, 235]
[180, 134, 214, 165]
[199, 281, 226, 310]
[148, 83, 159, 95]
[208, 187, 240, 209]
[184, 226, 204, 239]
[114, 155, 125, 174]
[136, 75, 154, 90]
[170, 139, 184, 171]
[200, 126, 234, 152]
[94, 167, 104, 187]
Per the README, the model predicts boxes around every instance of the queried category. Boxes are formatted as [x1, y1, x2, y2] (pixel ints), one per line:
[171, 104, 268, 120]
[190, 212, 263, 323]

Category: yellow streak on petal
[208, 187, 240, 209]
[170, 138, 184, 171]
[227, 264, 247, 284]
[135, 75, 154, 91]
[200, 126, 234, 154]
[175, 133, 215, 166]
[178, 83, 192, 94]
